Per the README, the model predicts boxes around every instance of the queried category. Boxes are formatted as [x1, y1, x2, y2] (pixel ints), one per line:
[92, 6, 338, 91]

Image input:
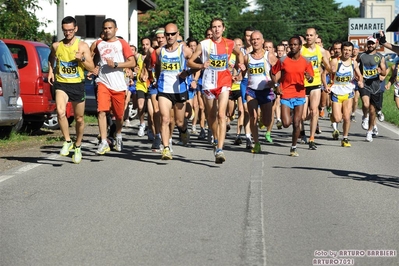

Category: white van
[0, 40, 23, 138]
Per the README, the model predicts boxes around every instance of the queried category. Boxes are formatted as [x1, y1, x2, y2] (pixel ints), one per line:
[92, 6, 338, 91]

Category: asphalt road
[1, 113, 398, 266]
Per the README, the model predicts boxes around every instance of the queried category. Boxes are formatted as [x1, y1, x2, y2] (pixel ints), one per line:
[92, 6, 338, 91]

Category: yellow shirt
[55, 38, 84, 83]
[301, 44, 322, 87]
[135, 54, 148, 93]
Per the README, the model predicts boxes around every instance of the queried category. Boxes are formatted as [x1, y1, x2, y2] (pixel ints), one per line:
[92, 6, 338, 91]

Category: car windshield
[36, 46, 50, 73]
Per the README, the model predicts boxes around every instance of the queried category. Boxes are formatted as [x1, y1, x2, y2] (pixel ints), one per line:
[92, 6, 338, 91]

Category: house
[35, 0, 156, 46]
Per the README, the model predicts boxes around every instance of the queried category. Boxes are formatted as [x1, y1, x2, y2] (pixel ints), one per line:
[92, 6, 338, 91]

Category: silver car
[0, 40, 23, 138]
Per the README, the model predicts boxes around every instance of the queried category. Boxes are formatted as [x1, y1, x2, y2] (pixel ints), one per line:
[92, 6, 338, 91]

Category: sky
[337, 0, 399, 11]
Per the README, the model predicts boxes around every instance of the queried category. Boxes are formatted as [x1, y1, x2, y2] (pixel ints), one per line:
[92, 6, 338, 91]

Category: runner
[92, 18, 136, 154]
[272, 36, 314, 157]
[48, 16, 95, 164]
[155, 23, 193, 160]
[244, 31, 278, 153]
[327, 41, 364, 147]
[187, 18, 245, 164]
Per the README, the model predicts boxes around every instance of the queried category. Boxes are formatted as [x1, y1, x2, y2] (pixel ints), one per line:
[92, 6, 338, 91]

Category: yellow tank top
[135, 54, 148, 93]
[55, 38, 84, 83]
[301, 44, 322, 87]
[229, 53, 240, 91]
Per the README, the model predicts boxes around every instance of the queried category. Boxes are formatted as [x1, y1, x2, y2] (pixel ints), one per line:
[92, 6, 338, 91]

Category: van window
[0, 43, 18, 73]
[36, 46, 50, 73]
[6, 44, 28, 69]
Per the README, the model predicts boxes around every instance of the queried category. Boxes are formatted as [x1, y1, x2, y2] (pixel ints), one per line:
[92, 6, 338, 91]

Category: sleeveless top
[55, 38, 84, 83]
[301, 44, 323, 87]
[247, 51, 272, 90]
[135, 53, 148, 93]
[331, 59, 355, 95]
[200, 38, 234, 90]
[157, 44, 187, 94]
[229, 53, 241, 91]
[358, 52, 383, 94]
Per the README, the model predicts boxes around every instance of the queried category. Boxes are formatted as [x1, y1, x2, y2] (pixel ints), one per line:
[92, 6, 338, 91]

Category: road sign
[348, 18, 385, 36]
[348, 35, 384, 52]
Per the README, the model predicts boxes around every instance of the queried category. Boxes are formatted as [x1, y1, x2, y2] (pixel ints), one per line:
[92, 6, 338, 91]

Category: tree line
[0, 0, 359, 49]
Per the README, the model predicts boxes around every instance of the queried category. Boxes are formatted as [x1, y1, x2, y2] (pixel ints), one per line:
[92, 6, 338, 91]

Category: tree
[0, 0, 58, 43]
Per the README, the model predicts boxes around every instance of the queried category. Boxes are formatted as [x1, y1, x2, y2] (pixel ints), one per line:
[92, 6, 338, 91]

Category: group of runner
[50, 15, 397, 164]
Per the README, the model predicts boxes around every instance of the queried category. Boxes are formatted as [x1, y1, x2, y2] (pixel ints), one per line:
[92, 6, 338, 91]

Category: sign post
[348, 18, 386, 52]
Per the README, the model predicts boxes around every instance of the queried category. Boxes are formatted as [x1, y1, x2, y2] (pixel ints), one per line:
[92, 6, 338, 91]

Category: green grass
[84, 115, 98, 125]
[381, 86, 399, 126]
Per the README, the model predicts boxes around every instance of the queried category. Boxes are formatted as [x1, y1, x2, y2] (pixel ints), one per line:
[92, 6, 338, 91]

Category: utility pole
[56, 0, 64, 41]
[184, 0, 189, 41]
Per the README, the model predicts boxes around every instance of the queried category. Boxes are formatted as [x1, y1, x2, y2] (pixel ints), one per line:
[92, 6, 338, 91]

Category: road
[1, 113, 398, 266]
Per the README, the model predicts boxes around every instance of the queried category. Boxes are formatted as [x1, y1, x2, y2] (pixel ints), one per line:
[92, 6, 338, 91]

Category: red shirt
[272, 55, 314, 99]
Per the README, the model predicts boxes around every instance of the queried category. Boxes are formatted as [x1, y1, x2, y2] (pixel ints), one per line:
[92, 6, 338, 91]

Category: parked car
[3, 39, 74, 132]
[0, 40, 23, 138]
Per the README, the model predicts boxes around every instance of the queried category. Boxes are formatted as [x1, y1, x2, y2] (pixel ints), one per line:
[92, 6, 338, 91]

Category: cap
[367, 36, 377, 43]
[353, 43, 359, 49]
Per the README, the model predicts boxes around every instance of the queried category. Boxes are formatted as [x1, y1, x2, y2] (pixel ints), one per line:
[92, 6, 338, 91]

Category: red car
[3, 39, 73, 132]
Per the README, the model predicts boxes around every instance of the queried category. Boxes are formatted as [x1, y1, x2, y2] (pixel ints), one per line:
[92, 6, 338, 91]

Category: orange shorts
[97, 82, 126, 120]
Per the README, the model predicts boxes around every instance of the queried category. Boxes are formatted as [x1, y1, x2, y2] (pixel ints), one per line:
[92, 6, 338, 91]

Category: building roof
[386, 14, 399, 32]
[137, 0, 157, 11]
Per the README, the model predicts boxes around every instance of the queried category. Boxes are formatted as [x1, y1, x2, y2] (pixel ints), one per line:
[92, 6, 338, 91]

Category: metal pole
[184, 0, 189, 41]
[56, 0, 65, 41]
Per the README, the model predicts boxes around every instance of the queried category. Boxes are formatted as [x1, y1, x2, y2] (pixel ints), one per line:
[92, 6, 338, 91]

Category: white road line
[0, 175, 14, 183]
[242, 153, 266, 266]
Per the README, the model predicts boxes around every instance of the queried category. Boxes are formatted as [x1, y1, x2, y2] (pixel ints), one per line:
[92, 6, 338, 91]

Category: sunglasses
[62, 28, 75, 33]
[165, 32, 177, 37]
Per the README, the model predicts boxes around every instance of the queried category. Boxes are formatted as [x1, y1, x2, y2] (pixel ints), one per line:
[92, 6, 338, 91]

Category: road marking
[0, 175, 14, 183]
[242, 154, 266, 266]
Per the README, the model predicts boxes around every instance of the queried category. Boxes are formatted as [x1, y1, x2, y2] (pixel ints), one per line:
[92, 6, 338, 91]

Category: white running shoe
[115, 137, 123, 151]
[365, 131, 373, 142]
[377, 111, 385, 122]
[372, 125, 378, 137]
[137, 124, 145, 137]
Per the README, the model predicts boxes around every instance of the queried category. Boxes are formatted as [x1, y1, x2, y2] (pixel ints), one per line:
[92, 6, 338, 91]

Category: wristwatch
[81, 56, 86, 62]
[114, 62, 118, 68]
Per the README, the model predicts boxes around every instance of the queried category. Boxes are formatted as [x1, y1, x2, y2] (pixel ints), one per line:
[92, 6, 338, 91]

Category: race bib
[161, 57, 180, 71]
[59, 60, 79, 78]
[209, 54, 228, 70]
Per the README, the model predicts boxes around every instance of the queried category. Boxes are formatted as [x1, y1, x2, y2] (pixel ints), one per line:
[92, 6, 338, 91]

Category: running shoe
[251, 142, 261, 153]
[190, 126, 198, 135]
[115, 137, 123, 151]
[161, 147, 172, 160]
[350, 114, 356, 122]
[181, 131, 190, 146]
[372, 125, 379, 137]
[60, 141, 73, 156]
[341, 138, 351, 147]
[96, 142, 110, 155]
[265, 131, 273, 143]
[72, 146, 82, 164]
[234, 135, 242, 145]
[246, 137, 253, 149]
[258, 120, 266, 129]
[308, 141, 317, 150]
[361, 116, 369, 130]
[226, 123, 231, 132]
[151, 136, 161, 151]
[377, 111, 385, 122]
[124, 119, 131, 127]
[300, 134, 307, 144]
[290, 147, 299, 157]
[137, 124, 145, 137]
[332, 129, 340, 140]
[276, 119, 283, 130]
[198, 128, 206, 140]
[215, 149, 226, 164]
[365, 131, 373, 142]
